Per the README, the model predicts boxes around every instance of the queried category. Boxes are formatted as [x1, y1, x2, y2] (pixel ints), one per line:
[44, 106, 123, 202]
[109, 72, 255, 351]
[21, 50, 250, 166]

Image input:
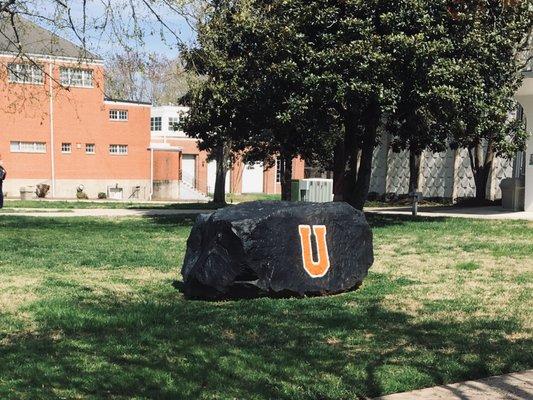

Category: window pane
[8, 63, 43, 84]
[10, 141, 46, 153]
[60, 67, 93, 87]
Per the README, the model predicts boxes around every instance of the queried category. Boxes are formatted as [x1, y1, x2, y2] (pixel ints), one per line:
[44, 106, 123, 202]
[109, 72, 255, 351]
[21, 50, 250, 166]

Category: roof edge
[0, 50, 104, 64]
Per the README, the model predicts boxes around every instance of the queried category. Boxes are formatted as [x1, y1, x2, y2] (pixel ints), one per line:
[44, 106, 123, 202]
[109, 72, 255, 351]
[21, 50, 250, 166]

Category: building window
[85, 143, 95, 154]
[168, 117, 180, 131]
[109, 144, 128, 155]
[10, 141, 46, 153]
[61, 143, 72, 153]
[151, 116, 162, 131]
[276, 158, 282, 183]
[109, 110, 128, 121]
[8, 63, 44, 84]
[59, 67, 93, 87]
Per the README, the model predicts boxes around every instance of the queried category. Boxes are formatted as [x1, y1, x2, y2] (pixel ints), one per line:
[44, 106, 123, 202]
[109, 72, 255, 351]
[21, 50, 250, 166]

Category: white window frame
[85, 143, 95, 154]
[61, 142, 72, 154]
[275, 158, 282, 183]
[109, 110, 128, 121]
[151, 116, 162, 131]
[8, 63, 44, 84]
[59, 67, 93, 88]
[168, 116, 180, 131]
[109, 144, 128, 155]
[10, 141, 46, 153]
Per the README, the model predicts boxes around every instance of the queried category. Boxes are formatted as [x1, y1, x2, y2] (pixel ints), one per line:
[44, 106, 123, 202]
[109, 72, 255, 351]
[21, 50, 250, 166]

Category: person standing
[0, 159, 6, 209]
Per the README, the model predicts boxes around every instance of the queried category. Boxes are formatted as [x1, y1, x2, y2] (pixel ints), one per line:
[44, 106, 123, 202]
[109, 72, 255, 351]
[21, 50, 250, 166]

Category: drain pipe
[49, 62, 56, 197]
[149, 147, 154, 201]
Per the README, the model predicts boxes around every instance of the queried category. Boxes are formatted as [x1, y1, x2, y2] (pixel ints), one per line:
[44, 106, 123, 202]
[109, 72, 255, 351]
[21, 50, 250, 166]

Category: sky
[33, 0, 198, 59]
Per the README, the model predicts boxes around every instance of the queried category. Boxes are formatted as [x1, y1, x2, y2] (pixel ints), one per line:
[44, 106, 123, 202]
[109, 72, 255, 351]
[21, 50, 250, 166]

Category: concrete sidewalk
[0, 208, 215, 218]
[373, 370, 533, 400]
[366, 206, 533, 221]
[2, 205, 532, 220]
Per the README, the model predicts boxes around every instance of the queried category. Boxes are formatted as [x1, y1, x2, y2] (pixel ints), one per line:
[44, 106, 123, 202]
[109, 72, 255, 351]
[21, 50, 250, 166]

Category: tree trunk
[467, 141, 494, 201]
[333, 139, 345, 201]
[279, 152, 293, 201]
[342, 102, 379, 211]
[351, 131, 376, 210]
[342, 115, 361, 206]
[213, 144, 227, 205]
[409, 150, 422, 193]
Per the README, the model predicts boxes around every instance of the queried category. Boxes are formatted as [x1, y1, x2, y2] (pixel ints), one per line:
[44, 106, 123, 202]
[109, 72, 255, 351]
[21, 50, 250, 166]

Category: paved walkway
[373, 370, 533, 400]
[366, 206, 533, 221]
[0, 208, 215, 218]
[1, 205, 532, 220]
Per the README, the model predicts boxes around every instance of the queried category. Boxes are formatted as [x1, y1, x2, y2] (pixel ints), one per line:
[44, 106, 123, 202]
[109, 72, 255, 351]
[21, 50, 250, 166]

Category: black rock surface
[181, 201, 373, 299]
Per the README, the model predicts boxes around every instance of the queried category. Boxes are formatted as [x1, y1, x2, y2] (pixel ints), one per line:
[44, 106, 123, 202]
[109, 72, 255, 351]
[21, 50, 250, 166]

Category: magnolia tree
[183, 0, 337, 201]
[444, 0, 532, 200]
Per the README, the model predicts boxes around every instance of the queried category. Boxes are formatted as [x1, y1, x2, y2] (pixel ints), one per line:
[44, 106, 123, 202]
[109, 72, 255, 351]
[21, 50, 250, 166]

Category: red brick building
[0, 17, 304, 201]
[0, 17, 152, 200]
[150, 105, 305, 200]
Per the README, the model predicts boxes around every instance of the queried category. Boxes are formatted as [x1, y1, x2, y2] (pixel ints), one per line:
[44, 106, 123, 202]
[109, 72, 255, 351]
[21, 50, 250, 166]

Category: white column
[523, 115, 533, 212]
[516, 75, 533, 212]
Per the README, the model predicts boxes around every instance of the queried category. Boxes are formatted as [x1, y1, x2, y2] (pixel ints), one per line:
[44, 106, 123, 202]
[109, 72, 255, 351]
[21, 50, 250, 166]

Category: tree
[184, 0, 337, 201]
[385, 0, 455, 194]
[180, 4, 250, 204]
[292, 1, 404, 209]
[105, 52, 191, 105]
[182, 79, 242, 204]
[445, 0, 532, 200]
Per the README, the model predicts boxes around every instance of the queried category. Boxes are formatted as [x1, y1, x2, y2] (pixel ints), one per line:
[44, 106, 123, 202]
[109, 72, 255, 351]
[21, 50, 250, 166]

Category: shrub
[35, 184, 50, 198]
[98, 192, 107, 199]
[76, 187, 89, 200]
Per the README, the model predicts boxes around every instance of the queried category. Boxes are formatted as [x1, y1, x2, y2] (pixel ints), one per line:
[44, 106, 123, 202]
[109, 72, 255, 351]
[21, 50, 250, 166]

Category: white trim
[0, 51, 103, 65]
[10, 141, 47, 153]
[61, 142, 72, 154]
[109, 144, 128, 155]
[85, 143, 95, 154]
[148, 143, 183, 152]
[151, 136, 198, 141]
[109, 109, 129, 121]
[105, 100, 151, 108]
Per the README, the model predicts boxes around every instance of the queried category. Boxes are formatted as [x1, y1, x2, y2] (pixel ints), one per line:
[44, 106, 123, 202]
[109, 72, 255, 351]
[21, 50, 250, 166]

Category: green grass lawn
[2, 195, 279, 210]
[2, 199, 217, 210]
[0, 214, 531, 399]
[226, 193, 281, 203]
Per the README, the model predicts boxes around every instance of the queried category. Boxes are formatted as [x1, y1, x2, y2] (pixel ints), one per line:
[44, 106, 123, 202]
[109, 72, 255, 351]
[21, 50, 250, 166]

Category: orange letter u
[298, 225, 331, 278]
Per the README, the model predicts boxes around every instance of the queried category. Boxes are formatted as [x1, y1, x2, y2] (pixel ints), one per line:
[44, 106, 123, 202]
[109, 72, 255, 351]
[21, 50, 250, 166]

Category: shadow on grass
[0, 273, 530, 399]
[365, 213, 448, 228]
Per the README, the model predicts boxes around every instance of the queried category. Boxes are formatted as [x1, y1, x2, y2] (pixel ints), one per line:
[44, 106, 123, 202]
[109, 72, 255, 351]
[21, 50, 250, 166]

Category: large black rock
[181, 201, 373, 299]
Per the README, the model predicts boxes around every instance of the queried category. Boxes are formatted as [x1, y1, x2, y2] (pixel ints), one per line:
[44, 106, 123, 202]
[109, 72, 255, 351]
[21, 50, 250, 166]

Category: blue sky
[36, 1, 198, 59]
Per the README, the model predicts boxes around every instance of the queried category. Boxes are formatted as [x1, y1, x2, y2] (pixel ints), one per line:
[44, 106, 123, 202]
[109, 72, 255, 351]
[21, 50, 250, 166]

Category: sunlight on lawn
[0, 215, 531, 399]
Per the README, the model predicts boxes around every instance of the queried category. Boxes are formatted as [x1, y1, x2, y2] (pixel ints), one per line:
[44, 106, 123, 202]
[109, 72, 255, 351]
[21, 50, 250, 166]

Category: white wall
[150, 105, 189, 139]
[369, 135, 514, 201]
[3, 179, 151, 200]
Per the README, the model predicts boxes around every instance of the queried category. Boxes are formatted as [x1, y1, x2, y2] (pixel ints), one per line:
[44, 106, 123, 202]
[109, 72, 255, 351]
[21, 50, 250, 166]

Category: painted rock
[180, 201, 373, 299]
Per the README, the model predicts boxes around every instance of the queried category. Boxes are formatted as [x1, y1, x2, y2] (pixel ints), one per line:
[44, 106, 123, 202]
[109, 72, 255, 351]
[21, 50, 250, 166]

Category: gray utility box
[291, 179, 334, 202]
[500, 178, 525, 211]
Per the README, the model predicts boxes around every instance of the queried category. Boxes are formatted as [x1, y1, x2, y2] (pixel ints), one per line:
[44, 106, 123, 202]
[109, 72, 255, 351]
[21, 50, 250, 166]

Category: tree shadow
[0, 273, 530, 399]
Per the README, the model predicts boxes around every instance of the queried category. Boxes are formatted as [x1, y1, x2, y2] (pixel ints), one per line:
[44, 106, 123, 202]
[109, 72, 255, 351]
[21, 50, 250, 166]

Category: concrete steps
[179, 181, 211, 201]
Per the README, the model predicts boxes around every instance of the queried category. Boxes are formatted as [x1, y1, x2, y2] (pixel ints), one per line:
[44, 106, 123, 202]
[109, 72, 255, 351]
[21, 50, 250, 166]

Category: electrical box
[291, 179, 333, 203]
[108, 186, 124, 200]
[500, 178, 525, 211]
[409, 191, 423, 202]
